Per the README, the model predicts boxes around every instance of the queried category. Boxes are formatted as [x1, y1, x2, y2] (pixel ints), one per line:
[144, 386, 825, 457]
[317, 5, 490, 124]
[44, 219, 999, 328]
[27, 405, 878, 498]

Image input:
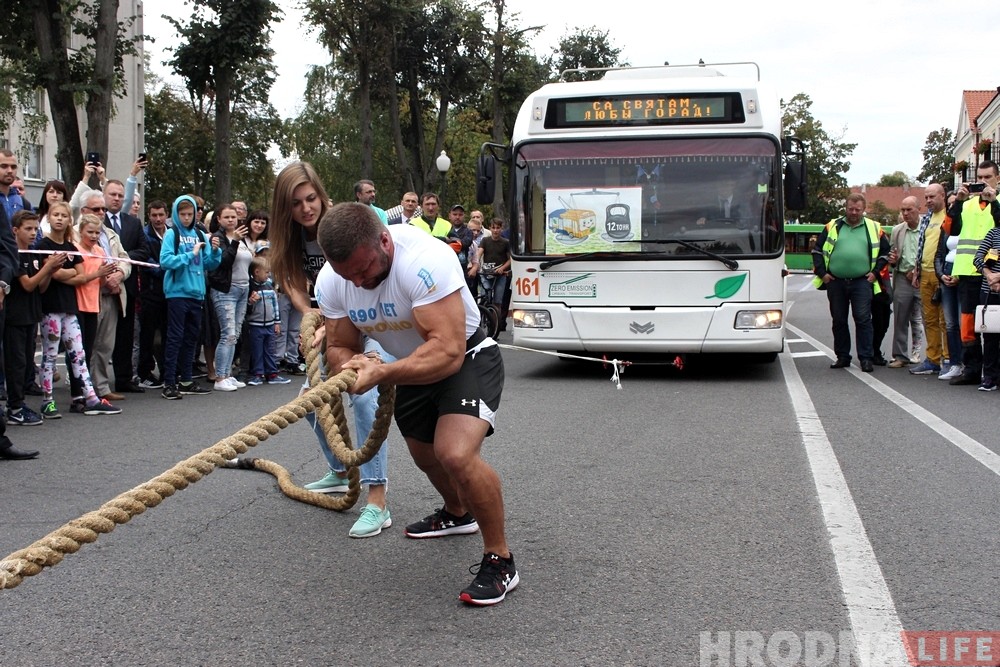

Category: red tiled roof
[964, 90, 997, 130]
[850, 185, 926, 211]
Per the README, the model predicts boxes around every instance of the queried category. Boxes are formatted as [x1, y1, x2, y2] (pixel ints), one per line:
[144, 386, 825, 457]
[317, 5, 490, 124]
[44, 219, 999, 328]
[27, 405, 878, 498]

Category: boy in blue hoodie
[159, 195, 222, 399]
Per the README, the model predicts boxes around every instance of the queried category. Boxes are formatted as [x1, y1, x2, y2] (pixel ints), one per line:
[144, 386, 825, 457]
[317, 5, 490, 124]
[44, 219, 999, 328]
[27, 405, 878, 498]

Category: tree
[0, 0, 142, 185]
[781, 93, 857, 223]
[144, 63, 280, 209]
[301, 0, 400, 181]
[876, 171, 912, 187]
[143, 86, 214, 206]
[548, 26, 626, 80]
[866, 200, 898, 225]
[918, 127, 956, 186]
[476, 0, 546, 217]
[167, 0, 281, 203]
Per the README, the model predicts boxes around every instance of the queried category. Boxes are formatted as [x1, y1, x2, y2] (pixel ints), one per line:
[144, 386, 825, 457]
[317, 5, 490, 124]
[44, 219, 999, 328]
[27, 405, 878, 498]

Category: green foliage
[0, 0, 144, 181]
[166, 0, 280, 95]
[918, 127, 956, 186]
[143, 87, 214, 205]
[875, 171, 912, 187]
[548, 26, 627, 80]
[143, 78, 280, 209]
[781, 93, 857, 223]
[286, 0, 550, 210]
[166, 0, 281, 201]
[866, 200, 898, 225]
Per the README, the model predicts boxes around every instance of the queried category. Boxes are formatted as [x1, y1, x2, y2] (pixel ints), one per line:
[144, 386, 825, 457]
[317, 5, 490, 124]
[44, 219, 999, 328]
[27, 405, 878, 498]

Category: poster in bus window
[545, 187, 643, 254]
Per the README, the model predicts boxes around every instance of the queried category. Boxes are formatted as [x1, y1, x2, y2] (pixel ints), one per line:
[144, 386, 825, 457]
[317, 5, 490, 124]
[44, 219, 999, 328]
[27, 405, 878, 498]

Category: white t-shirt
[315, 224, 481, 360]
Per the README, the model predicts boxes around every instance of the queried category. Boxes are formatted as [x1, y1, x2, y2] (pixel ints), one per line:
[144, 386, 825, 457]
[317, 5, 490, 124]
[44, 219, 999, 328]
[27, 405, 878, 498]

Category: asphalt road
[2, 274, 998, 667]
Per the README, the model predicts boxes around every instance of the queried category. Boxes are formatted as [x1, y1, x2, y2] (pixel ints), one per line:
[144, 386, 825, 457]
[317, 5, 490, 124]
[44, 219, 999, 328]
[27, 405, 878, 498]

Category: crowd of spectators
[0, 151, 513, 442]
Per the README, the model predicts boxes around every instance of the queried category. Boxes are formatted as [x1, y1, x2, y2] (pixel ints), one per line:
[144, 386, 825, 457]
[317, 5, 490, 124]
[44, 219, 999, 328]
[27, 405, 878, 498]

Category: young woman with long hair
[269, 162, 393, 538]
[207, 203, 254, 391]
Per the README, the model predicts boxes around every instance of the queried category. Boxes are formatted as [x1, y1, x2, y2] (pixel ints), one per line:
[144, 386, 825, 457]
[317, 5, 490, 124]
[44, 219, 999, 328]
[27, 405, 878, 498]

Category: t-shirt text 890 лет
[315, 224, 480, 360]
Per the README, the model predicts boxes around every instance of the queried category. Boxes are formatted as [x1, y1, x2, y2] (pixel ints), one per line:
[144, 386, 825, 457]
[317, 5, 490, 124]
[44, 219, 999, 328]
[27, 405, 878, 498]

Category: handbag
[975, 304, 1000, 333]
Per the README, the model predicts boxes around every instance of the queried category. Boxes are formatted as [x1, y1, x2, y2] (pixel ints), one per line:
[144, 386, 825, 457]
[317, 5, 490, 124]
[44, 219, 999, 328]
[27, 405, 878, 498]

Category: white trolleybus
[476, 62, 806, 363]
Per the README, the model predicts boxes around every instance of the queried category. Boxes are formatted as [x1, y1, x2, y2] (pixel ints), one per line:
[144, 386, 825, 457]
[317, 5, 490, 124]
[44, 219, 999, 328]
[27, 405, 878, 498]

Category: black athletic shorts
[393, 329, 504, 443]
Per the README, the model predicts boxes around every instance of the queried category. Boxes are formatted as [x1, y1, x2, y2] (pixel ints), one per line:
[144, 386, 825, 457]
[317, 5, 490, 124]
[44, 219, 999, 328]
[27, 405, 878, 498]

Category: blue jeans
[480, 273, 508, 305]
[212, 284, 249, 378]
[305, 337, 394, 486]
[940, 266, 962, 365]
[826, 276, 874, 361]
[247, 325, 277, 377]
[274, 292, 302, 364]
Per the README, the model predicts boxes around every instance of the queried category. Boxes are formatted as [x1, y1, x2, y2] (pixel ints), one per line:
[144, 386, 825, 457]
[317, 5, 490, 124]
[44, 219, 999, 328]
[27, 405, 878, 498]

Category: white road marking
[780, 350, 909, 667]
[787, 323, 1000, 477]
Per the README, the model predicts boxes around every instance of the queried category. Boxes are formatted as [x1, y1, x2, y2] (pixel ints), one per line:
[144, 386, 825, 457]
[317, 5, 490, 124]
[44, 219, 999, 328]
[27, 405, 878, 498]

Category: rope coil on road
[0, 312, 394, 591]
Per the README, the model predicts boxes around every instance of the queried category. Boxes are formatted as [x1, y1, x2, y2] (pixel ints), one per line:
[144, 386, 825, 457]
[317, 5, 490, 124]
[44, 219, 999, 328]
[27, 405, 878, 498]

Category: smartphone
[968, 182, 986, 193]
[138, 152, 148, 165]
[86, 151, 100, 165]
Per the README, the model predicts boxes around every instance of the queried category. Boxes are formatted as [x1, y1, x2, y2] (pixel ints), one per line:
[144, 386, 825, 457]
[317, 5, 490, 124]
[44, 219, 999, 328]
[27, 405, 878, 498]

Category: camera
[86, 151, 100, 165]
[967, 182, 986, 193]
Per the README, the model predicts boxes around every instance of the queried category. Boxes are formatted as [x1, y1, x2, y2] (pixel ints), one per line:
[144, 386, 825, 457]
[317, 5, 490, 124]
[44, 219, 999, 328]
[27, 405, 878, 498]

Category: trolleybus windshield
[512, 137, 783, 259]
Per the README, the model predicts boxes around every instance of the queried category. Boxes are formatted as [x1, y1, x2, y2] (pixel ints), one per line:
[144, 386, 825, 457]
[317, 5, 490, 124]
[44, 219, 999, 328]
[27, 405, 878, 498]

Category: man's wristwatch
[0, 281, 10, 295]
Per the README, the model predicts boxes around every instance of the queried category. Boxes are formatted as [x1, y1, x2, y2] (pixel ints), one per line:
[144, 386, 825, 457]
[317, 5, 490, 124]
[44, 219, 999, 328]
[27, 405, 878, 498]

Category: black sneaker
[6, 406, 42, 426]
[404, 507, 479, 539]
[161, 384, 183, 400]
[139, 376, 164, 390]
[179, 380, 212, 395]
[459, 552, 519, 606]
[950, 373, 981, 386]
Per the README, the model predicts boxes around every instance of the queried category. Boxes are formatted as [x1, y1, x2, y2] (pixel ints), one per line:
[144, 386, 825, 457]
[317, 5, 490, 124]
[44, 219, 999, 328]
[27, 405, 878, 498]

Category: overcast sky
[144, 0, 1000, 185]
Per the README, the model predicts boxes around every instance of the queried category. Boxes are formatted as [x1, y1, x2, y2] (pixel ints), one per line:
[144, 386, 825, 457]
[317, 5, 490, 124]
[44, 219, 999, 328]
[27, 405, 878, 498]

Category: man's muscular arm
[342, 290, 467, 394]
[324, 315, 365, 377]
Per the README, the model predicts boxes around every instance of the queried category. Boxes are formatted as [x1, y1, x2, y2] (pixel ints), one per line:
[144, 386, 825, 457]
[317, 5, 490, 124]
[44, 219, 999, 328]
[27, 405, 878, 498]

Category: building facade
[1, 1, 145, 208]
[955, 89, 999, 186]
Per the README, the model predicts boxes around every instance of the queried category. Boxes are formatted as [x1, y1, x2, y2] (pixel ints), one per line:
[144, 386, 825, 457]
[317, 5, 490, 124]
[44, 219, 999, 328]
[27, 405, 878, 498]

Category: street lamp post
[436, 150, 452, 207]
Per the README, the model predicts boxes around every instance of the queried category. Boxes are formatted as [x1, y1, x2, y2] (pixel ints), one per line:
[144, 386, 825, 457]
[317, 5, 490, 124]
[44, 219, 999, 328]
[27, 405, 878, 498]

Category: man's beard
[361, 252, 390, 290]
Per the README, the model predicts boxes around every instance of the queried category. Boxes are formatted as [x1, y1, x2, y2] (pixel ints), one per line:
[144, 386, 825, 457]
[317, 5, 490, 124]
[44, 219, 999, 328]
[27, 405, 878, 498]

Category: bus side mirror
[784, 159, 807, 211]
[476, 155, 496, 205]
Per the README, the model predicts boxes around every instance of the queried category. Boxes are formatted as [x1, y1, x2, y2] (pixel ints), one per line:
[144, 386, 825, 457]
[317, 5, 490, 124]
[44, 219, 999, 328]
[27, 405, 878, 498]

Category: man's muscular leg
[406, 413, 509, 557]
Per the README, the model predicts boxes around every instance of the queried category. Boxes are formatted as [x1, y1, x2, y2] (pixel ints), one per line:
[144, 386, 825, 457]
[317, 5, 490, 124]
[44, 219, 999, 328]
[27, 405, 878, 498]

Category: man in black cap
[448, 204, 474, 280]
[0, 203, 38, 460]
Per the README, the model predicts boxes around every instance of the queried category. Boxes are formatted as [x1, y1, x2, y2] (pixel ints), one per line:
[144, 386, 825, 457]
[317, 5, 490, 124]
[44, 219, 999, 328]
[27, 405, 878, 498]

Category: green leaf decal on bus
[707, 274, 746, 299]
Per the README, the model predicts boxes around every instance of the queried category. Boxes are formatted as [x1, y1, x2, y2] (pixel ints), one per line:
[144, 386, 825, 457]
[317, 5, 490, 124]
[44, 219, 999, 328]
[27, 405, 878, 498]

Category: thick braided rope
[233, 312, 395, 506]
[0, 312, 394, 591]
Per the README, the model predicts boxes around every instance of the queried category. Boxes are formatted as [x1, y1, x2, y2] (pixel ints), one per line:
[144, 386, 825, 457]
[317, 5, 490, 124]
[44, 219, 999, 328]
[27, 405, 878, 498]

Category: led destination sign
[546, 93, 744, 128]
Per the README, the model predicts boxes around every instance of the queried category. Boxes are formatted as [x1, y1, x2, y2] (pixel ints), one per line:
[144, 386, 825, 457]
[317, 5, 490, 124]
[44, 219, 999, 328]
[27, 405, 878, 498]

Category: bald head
[924, 183, 945, 213]
[900, 196, 920, 227]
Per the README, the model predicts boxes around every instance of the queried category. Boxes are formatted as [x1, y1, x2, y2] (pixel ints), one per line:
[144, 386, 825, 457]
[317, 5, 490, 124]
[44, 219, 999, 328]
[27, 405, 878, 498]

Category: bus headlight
[734, 310, 783, 329]
[513, 309, 552, 328]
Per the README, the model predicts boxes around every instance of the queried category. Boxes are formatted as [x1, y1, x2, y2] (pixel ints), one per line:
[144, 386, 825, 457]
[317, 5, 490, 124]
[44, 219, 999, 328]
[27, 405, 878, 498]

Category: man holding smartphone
[945, 160, 1000, 387]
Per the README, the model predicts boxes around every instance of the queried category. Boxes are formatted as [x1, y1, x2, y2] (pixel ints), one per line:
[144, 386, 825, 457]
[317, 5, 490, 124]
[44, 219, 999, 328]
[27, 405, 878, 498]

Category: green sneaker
[303, 470, 350, 494]
[40, 400, 61, 420]
[349, 504, 392, 538]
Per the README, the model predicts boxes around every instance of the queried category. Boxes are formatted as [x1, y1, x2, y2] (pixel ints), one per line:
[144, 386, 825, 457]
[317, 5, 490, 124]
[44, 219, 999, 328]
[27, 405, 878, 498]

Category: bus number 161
[516, 277, 539, 297]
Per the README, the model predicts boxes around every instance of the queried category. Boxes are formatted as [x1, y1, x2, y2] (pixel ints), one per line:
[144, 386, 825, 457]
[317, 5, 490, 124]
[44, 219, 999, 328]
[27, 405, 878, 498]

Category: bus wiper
[621, 239, 740, 270]
[540, 252, 609, 270]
